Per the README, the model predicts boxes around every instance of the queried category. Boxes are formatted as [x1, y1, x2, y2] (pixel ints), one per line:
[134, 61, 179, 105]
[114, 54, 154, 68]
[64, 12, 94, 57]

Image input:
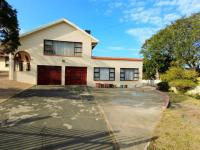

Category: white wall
[0, 57, 9, 71]
[13, 21, 143, 87]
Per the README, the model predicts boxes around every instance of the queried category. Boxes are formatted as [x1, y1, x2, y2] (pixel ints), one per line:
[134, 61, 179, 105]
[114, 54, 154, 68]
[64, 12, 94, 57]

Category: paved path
[93, 87, 164, 150]
[0, 71, 32, 103]
[0, 86, 116, 150]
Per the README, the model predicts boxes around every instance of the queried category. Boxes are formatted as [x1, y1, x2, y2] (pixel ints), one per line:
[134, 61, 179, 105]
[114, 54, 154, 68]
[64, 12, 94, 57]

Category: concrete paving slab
[0, 86, 116, 150]
[0, 71, 33, 104]
[93, 88, 164, 150]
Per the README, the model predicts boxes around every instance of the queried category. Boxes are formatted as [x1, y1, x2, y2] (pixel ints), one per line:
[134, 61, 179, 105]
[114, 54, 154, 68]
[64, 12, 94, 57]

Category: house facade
[9, 19, 143, 88]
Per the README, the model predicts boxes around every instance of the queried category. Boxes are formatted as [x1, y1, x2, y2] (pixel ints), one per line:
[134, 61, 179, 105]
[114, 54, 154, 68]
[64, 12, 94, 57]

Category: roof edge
[92, 56, 143, 61]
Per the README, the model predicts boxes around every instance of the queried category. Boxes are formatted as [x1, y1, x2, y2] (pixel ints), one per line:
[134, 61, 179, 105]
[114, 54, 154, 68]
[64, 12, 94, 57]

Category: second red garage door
[37, 65, 61, 85]
[65, 67, 87, 85]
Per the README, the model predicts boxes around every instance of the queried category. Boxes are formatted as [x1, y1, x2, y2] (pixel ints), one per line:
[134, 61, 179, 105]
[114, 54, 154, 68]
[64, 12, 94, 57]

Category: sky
[7, 0, 200, 58]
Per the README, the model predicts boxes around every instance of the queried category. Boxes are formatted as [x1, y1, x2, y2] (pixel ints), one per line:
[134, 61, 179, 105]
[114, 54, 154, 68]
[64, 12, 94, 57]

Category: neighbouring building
[8, 18, 143, 88]
[0, 52, 9, 71]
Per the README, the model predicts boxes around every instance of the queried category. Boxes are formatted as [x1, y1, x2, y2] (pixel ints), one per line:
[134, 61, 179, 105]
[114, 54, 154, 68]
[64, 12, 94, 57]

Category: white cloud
[107, 46, 138, 51]
[155, 0, 200, 15]
[126, 27, 158, 43]
[155, 0, 177, 7]
[90, 0, 200, 43]
[177, 0, 200, 15]
[123, 7, 162, 25]
[163, 13, 180, 24]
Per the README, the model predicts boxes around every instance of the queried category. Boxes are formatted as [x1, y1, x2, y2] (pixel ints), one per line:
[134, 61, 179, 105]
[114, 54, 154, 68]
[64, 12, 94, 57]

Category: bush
[161, 67, 198, 92]
[195, 94, 200, 100]
[157, 82, 169, 91]
[169, 79, 197, 91]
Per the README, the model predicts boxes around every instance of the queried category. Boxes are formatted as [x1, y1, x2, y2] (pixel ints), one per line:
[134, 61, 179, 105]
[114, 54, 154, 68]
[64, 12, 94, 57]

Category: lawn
[148, 93, 200, 150]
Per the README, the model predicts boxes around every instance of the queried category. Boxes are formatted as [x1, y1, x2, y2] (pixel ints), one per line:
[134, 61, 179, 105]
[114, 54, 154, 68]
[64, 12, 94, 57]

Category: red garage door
[65, 67, 87, 85]
[37, 65, 61, 85]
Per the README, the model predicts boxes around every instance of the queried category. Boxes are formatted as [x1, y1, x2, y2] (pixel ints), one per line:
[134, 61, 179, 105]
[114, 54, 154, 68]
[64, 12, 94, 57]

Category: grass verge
[148, 93, 200, 150]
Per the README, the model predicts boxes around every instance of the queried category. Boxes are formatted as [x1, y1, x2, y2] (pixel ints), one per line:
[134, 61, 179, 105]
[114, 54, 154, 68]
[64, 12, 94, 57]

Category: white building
[8, 18, 143, 88]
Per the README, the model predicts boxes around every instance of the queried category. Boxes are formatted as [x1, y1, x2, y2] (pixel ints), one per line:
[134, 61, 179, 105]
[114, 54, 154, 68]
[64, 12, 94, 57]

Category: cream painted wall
[0, 57, 9, 71]
[13, 21, 143, 87]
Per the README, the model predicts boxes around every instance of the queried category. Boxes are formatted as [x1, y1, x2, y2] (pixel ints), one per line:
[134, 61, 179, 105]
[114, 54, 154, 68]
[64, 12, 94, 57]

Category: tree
[141, 12, 200, 79]
[0, 0, 20, 54]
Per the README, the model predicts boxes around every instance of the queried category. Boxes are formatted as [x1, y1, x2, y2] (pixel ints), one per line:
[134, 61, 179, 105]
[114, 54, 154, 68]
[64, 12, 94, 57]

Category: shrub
[161, 67, 198, 82]
[157, 82, 169, 91]
[160, 67, 184, 82]
[195, 94, 200, 100]
[184, 70, 199, 82]
[169, 79, 197, 91]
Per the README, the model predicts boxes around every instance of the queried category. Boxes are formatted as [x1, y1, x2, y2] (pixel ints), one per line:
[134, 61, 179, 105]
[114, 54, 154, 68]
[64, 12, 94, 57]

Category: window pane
[45, 40, 53, 45]
[110, 68, 114, 73]
[94, 68, 99, 72]
[94, 73, 99, 77]
[75, 47, 82, 53]
[125, 69, 134, 80]
[110, 73, 114, 77]
[134, 69, 139, 73]
[110, 77, 114, 81]
[94, 77, 100, 81]
[100, 68, 109, 80]
[75, 42, 82, 47]
[63, 42, 74, 56]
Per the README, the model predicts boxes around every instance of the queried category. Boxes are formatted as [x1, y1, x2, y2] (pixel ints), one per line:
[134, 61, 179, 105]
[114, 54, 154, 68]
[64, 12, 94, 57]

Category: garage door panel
[65, 67, 87, 85]
[37, 65, 61, 85]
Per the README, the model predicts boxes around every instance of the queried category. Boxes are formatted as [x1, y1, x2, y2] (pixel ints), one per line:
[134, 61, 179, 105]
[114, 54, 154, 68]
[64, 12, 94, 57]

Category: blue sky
[8, 0, 200, 58]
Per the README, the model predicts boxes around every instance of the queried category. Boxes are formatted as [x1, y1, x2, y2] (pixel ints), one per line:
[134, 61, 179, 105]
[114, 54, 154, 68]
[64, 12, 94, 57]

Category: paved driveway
[0, 86, 116, 150]
[93, 87, 164, 150]
[0, 71, 32, 103]
[0, 86, 164, 150]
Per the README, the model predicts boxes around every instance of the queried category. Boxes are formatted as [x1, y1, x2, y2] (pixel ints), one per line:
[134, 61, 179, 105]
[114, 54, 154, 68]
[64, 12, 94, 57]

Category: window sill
[120, 80, 139, 81]
[94, 80, 115, 81]
[44, 54, 82, 57]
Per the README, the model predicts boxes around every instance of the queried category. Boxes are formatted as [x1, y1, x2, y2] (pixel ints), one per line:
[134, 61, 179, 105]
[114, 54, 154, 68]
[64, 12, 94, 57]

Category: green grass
[148, 93, 200, 150]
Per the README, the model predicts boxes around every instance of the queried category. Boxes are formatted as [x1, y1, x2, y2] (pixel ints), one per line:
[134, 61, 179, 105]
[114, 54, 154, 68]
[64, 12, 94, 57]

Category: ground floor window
[5, 57, 9, 67]
[94, 67, 115, 81]
[120, 68, 139, 81]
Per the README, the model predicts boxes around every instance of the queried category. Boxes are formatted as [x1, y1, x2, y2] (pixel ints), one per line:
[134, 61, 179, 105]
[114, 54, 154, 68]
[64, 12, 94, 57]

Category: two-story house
[9, 18, 143, 88]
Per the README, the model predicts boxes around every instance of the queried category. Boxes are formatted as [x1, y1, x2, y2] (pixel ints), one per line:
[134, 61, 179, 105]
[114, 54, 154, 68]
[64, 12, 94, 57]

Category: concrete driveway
[0, 86, 164, 150]
[0, 86, 116, 150]
[0, 71, 32, 103]
[93, 87, 164, 150]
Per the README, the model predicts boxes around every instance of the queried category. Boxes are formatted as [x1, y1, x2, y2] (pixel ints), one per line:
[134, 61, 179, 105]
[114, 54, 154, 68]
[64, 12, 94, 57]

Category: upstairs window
[44, 40, 82, 57]
[94, 67, 115, 81]
[120, 68, 139, 81]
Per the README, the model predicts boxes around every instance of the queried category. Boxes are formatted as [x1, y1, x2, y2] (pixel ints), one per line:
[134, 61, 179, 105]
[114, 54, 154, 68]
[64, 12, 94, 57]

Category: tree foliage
[141, 12, 200, 79]
[0, 0, 20, 53]
[161, 67, 198, 91]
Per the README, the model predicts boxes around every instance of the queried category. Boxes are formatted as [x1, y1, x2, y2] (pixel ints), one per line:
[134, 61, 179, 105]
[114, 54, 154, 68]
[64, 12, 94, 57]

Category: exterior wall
[13, 22, 143, 87]
[0, 57, 9, 71]
[89, 59, 143, 88]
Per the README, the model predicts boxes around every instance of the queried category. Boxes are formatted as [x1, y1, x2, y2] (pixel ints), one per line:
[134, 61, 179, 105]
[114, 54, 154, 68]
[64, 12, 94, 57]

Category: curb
[0, 85, 35, 105]
[154, 90, 170, 110]
[144, 90, 170, 150]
